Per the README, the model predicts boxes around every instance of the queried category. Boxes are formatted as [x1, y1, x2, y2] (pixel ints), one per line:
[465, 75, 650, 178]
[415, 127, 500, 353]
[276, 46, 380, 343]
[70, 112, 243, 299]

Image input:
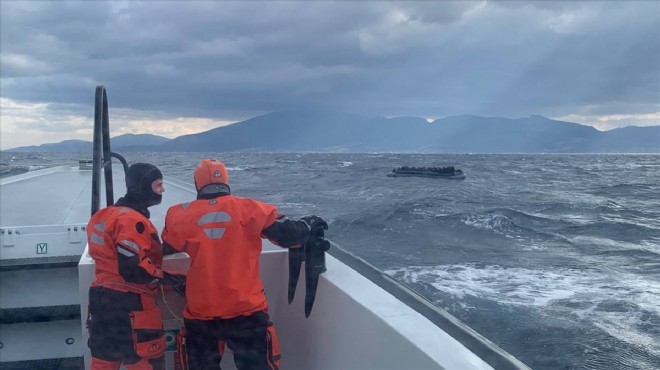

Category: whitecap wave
[460, 213, 522, 239]
[386, 263, 660, 356]
[568, 235, 660, 255]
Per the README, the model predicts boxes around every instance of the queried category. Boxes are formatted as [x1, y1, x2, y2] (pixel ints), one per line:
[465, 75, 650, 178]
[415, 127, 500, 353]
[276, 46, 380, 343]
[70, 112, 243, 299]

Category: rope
[160, 285, 184, 325]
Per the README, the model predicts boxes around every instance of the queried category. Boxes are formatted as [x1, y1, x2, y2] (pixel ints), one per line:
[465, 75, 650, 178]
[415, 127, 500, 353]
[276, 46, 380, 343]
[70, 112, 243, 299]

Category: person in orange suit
[162, 158, 327, 370]
[86, 163, 185, 370]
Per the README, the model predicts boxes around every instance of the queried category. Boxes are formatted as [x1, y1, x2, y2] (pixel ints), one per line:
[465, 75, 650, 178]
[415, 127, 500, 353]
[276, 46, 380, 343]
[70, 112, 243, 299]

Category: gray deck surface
[0, 165, 197, 230]
[1, 170, 92, 227]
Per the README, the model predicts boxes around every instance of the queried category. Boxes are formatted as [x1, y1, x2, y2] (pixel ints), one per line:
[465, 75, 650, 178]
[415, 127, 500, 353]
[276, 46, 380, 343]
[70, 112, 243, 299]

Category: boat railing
[327, 241, 530, 370]
[91, 85, 129, 216]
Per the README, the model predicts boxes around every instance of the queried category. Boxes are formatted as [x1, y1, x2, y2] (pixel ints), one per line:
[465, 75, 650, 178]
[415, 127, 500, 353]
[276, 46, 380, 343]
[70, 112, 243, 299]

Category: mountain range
[5, 133, 169, 153]
[5, 111, 659, 153]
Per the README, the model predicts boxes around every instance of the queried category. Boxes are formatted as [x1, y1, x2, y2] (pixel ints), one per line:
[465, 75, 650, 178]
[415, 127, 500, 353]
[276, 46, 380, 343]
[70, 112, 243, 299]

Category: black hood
[122, 163, 163, 212]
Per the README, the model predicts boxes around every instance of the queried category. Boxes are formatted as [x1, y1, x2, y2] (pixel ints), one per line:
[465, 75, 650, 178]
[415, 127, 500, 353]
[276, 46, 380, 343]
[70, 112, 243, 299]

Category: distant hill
[5, 112, 659, 153]
[589, 126, 660, 153]
[6, 134, 170, 152]
[157, 111, 659, 153]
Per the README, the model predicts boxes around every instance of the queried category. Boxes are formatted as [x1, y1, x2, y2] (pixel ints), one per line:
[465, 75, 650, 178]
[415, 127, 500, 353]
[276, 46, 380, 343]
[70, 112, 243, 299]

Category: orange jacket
[162, 195, 307, 319]
[87, 206, 164, 296]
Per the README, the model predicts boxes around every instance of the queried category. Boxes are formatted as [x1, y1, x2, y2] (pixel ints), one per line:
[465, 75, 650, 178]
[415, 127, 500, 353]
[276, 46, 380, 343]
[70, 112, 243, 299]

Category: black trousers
[88, 286, 165, 369]
[184, 311, 281, 370]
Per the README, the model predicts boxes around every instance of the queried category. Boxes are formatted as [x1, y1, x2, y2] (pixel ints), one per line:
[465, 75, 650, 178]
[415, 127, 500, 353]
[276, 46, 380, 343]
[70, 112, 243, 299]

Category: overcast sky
[1, 1, 659, 149]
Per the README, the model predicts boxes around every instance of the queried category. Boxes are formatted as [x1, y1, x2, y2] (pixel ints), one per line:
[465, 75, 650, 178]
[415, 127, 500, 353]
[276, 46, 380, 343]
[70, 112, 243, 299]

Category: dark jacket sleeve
[262, 215, 310, 248]
[117, 246, 184, 286]
[117, 245, 160, 284]
[117, 238, 163, 284]
[115, 220, 164, 284]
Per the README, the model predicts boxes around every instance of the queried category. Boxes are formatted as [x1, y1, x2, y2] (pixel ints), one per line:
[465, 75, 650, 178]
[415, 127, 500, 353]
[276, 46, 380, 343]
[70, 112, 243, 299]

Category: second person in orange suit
[87, 163, 185, 370]
[162, 158, 327, 370]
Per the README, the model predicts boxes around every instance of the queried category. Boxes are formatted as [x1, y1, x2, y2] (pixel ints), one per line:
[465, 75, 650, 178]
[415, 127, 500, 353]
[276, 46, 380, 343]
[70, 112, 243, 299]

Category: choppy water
[4, 152, 660, 370]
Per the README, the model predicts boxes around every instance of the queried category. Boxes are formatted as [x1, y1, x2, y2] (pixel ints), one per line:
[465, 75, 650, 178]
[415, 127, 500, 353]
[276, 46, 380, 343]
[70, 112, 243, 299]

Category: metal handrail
[91, 86, 128, 216]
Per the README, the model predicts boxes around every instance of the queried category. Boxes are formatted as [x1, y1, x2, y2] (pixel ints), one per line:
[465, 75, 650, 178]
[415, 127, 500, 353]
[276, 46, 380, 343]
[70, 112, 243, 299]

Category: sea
[3, 152, 660, 370]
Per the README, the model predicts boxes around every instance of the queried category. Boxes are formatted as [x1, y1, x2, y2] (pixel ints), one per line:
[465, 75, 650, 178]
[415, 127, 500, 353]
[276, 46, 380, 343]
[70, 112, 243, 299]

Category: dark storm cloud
[1, 1, 658, 123]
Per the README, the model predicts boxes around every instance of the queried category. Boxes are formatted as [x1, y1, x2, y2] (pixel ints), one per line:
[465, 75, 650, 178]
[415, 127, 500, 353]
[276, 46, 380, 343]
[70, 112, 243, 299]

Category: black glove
[300, 215, 328, 231]
[162, 272, 186, 296]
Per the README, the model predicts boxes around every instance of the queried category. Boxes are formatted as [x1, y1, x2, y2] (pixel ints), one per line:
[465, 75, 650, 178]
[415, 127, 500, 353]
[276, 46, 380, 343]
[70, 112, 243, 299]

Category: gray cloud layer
[1, 1, 659, 130]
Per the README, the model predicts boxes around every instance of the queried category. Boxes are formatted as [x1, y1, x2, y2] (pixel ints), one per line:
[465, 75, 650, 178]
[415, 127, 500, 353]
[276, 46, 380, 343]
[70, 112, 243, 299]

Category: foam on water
[226, 166, 248, 171]
[461, 213, 521, 238]
[387, 263, 660, 358]
[568, 235, 660, 256]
